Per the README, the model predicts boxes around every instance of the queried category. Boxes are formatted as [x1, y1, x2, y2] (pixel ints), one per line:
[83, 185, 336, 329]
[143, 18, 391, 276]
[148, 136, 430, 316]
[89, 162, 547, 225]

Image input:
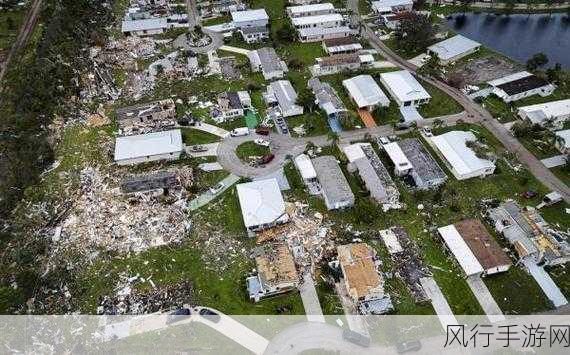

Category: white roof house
[291, 13, 343, 28]
[431, 131, 496, 180]
[122, 18, 168, 35]
[379, 70, 431, 107]
[114, 129, 183, 165]
[427, 35, 481, 64]
[371, 0, 414, 14]
[342, 75, 390, 110]
[294, 154, 317, 180]
[437, 225, 484, 277]
[287, 3, 335, 17]
[268, 80, 304, 117]
[231, 9, 269, 24]
[383, 142, 413, 176]
[236, 178, 289, 231]
[517, 98, 570, 128]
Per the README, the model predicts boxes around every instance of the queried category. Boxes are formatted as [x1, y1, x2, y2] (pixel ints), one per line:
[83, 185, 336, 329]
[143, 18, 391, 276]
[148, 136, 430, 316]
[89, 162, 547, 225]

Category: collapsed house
[312, 155, 355, 210]
[383, 138, 447, 190]
[247, 47, 288, 81]
[231, 8, 270, 43]
[343, 143, 401, 210]
[247, 242, 299, 302]
[308, 78, 347, 133]
[437, 219, 512, 277]
[430, 131, 496, 180]
[114, 129, 184, 165]
[236, 178, 290, 233]
[487, 201, 570, 266]
[121, 171, 180, 194]
[116, 99, 177, 135]
[213, 91, 252, 122]
[264, 80, 304, 118]
[337, 243, 393, 315]
[487, 71, 555, 103]
[379, 227, 431, 303]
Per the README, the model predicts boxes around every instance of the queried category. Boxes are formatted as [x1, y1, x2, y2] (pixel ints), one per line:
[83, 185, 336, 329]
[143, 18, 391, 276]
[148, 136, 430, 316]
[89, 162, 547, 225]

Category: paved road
[348, 0, 570, 203]
[299, 273, 326, 323]
[0, 0, 43, 87]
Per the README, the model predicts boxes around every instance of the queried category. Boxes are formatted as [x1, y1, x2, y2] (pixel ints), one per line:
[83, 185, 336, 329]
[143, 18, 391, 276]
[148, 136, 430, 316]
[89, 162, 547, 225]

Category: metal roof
[312, 155, 354, 207]
[427, 35, 481, 61]
[231, 9, 269, 23]
[431, 131, 495, 177]
[121, 18, 167, 32]
[114, 130, 183, 161]
[236, 178, 287, 229]
[380, 70, 431, 103]
[383, 142, 412, 173]
[270, 80, 301, 113]
[342, 75, 390, 108]
[398, 138, 447, 184]
[287, 2, 334, 15]
[555, 129, 570, 149]
[298, 25, 351, 37]
[518, 99, 570, 124]
[438, 225, 484, 276]
[294, 154, 317, 180]
[291, 13, 343, 26]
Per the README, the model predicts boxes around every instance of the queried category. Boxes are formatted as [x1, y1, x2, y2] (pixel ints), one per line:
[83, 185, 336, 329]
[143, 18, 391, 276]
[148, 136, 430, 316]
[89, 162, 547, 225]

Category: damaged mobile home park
[1, 0, 570, 339]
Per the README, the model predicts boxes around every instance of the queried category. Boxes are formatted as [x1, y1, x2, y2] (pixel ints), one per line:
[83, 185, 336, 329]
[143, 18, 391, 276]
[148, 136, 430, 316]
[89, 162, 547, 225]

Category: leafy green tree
[526, 52, 549, 71]
[394, 12, 435, 54]
[296, 88, 316, 112]
[276, 20, 295, 43]
[417, 55, 442, 78]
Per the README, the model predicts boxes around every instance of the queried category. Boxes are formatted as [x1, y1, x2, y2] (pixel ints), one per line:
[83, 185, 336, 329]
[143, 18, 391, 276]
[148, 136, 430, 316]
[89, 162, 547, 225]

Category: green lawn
[551, 166, 570, 188]
[236, 141, 269, 161]
[181, 128, 220, 145]
[287, 112, 332, 137]
[418, 80, 464, 118]
[0, 7, 26, 51]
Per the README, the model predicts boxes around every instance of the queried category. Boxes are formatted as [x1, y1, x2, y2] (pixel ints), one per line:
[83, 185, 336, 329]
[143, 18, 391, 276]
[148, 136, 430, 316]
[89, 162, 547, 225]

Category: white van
[230, 127, 249, 137]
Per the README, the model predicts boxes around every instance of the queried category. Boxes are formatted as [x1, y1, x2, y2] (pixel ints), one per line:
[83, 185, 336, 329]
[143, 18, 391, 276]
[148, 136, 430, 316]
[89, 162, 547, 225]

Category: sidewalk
[219, 45, 251, 56]
[187, 173, 240, 211]
[299, 273, 326, 323]
[191, 123, 230, 138]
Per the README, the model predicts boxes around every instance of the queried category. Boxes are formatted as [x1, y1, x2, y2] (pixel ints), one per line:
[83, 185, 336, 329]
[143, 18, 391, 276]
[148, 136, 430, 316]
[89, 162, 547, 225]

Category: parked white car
[254, 138, 270, 147]
[209, 182, 225, 195]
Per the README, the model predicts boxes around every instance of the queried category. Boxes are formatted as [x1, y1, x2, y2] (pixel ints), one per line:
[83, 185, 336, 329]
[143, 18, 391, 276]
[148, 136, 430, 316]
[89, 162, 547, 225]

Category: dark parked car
[259, 153, 275, 165]
[521, 190, 538, 199]
[255, 127, 270, 136]
[396, 340, 422, 353]
[199, 308, 221, 323]
[342, 330, 370, 347]
[166, 308, 191, 324]
[189, 145, 208, 152]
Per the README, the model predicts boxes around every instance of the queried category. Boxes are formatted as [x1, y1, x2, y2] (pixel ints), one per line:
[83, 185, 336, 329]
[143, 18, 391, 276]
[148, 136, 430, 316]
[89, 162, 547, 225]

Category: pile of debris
[98, 274, 193, 315]
[49, 167, 192, 255]
[256, 202, 335, 274]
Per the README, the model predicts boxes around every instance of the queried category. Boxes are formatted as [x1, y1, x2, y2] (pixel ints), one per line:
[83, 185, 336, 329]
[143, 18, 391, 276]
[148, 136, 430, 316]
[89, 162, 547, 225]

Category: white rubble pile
[53, 167, 191, 255]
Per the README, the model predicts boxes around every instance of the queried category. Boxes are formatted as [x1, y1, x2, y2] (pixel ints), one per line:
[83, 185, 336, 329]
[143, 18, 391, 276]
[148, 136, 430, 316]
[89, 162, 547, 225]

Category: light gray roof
[308, 78, 347, 115]
[248, 47, 287, 74]
[114, 130, 183, 161]
[270, 80, 301, 113]
[427, 35, 481, 61]
[298, 26, 352, 38]
[231, 9, 269, 23]
[236, 178, 287, 228]
[122, 18, 167, 32]
[380, 70, 431, 103]
[343, 75, 390, 108]
[312, 156, 354, 206]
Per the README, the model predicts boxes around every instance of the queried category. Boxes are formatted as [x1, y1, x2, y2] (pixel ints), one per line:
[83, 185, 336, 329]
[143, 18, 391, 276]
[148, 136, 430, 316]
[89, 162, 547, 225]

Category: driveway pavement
[523, 258, 568, 308]
[299, 273, 325, 323]
[187, 173, 240, 211]
[219, 45, 251, 56]
[419, 277, 458, 331]
[190, 123, 229, 138]
[465, 275, 505, 323]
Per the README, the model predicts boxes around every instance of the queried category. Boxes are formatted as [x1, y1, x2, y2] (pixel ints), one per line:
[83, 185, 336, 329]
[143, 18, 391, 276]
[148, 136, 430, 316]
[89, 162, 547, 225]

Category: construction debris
[48, 167, 192, 256]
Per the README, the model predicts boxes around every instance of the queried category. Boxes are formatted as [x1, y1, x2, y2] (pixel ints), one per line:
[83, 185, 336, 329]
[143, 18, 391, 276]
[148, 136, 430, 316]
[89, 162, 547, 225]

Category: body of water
[446, 12, 570, 68]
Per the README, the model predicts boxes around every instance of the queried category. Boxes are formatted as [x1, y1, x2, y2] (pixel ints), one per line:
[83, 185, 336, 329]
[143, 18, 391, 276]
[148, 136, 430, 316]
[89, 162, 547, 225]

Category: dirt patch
[451, 55, 523, 84]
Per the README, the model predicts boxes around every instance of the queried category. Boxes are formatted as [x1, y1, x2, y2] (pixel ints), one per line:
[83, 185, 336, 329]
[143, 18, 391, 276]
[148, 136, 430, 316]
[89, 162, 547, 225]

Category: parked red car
[255, 127, 270, 136]
[521, 190, 538, 199]
[259, 153, 275, 165]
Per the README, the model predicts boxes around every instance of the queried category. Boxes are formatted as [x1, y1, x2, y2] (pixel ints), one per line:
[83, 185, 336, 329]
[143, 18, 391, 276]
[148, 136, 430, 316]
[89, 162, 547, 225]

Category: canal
[446, 12, 570, 68]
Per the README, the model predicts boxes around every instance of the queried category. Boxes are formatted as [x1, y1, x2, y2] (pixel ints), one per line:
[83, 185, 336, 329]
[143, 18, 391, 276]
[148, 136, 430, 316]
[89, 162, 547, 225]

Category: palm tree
[327, 131, 340, 146]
